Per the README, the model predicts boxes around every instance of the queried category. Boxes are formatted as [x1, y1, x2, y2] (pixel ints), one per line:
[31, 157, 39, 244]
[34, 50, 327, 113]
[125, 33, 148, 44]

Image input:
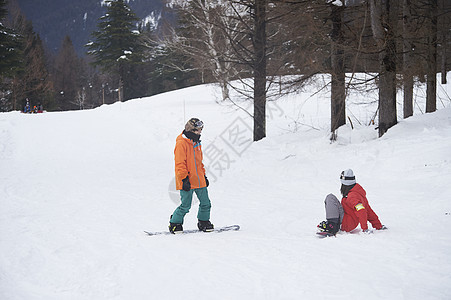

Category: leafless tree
[159, 0, 245, 101]
[403, 0, 415, 118]
[438, 0, 448, 84]
[72, 87, 87, 110]
[370, 0, 399, 137]
[330, 2, 346, 140]
[426, 0, 438, 113]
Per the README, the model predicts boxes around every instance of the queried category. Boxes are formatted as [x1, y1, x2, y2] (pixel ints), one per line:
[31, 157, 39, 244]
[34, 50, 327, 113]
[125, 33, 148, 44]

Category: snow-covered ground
[1, 75, 450, 299]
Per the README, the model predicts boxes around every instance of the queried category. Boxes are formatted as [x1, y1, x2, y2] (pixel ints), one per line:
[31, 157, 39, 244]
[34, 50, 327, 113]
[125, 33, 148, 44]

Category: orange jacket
[341, 184, 383, 231]
[174, 133, 207, 190]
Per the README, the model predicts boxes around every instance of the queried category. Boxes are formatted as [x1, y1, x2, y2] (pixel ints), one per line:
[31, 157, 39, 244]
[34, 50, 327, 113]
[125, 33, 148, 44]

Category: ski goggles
[340, 172, 355, 181]
[192, 119, 204, 129]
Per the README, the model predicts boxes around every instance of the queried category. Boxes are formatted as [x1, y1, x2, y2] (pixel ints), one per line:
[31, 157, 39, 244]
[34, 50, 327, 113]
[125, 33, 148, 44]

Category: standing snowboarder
[169, 118, 214, 234]
[318, 169, 386, 235]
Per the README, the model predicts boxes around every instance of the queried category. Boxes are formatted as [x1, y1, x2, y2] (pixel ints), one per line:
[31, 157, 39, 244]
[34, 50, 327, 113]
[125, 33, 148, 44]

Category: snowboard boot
[197, 220, 214, 232]
[317, 220, 339, 235]
[169, 223, 183, 234]
[317, 221, 327, 232]
[169, 215, 183, 234]
[377, 225, 388, 230]
[326, 220, 339, 235]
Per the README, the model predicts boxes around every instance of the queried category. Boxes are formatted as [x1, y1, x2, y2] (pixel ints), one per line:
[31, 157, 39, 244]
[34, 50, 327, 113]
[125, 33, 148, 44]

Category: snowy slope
[1, 76, 451, 300]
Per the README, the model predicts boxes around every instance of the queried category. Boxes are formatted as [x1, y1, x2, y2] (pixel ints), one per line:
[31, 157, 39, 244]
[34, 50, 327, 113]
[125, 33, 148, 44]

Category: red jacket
[174, 133, 207, 190]
[341, 184, 382, 231]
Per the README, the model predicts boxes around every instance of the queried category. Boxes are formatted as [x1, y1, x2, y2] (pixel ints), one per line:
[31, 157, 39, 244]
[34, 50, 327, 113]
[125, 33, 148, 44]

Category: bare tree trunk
[403, 75, 414, 118]
[118, 62, 125, 102]
[371, 0, 398, 137]
[12, 76, 18, 111]
[253, 0, 266, 141]
[330, 4, 346, 139]
[220, 80, 230, 100]
[439, 0, 447, 84]
[118, 78, 124, 102]
[426, 0, 437, 113]
[403, 0, 413, 118]
[441, 32, 447, 84]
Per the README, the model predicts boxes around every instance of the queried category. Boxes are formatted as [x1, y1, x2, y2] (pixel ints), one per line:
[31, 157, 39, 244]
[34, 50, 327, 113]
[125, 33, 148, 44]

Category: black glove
[205, 176, 209, 187]
[182, 176, 191, 191]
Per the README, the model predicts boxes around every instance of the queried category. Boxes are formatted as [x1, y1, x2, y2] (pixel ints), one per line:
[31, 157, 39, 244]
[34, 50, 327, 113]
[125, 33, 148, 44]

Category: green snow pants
[170, 187, 211, 224]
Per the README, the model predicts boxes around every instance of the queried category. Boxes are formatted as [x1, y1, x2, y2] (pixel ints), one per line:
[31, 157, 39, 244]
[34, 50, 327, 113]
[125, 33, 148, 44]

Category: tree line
[1, 0, 450, 139]
[165, 0, 450, 139]
[0, 0, 200, 113]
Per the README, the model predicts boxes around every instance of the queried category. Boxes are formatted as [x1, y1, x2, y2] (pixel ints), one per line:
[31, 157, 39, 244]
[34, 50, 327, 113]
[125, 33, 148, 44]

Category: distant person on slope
[24, 99, 31, 113]
[169, 118, 214, 234]
[318, 169, 386, 235]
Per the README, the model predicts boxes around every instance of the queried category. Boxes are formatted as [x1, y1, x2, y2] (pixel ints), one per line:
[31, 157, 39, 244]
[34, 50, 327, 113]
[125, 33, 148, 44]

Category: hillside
[1, 76, 450, 299]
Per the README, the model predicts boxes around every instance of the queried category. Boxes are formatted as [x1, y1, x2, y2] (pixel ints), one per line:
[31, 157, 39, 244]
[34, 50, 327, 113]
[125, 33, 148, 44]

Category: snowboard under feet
[316, 231, 336, 238]
[144, 225, 240, 236]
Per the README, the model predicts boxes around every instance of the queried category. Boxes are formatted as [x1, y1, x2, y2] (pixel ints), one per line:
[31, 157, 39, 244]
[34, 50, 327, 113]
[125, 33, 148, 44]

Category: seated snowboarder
[318, 169, 386, 235]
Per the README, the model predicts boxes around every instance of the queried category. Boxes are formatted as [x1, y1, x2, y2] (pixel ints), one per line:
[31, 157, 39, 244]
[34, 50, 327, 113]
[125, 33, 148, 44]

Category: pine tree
[2, 5, 54, 112]
[1, 0, 23, 111]
[86, 0, 145, 101]
[0, 0, 23, 78]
